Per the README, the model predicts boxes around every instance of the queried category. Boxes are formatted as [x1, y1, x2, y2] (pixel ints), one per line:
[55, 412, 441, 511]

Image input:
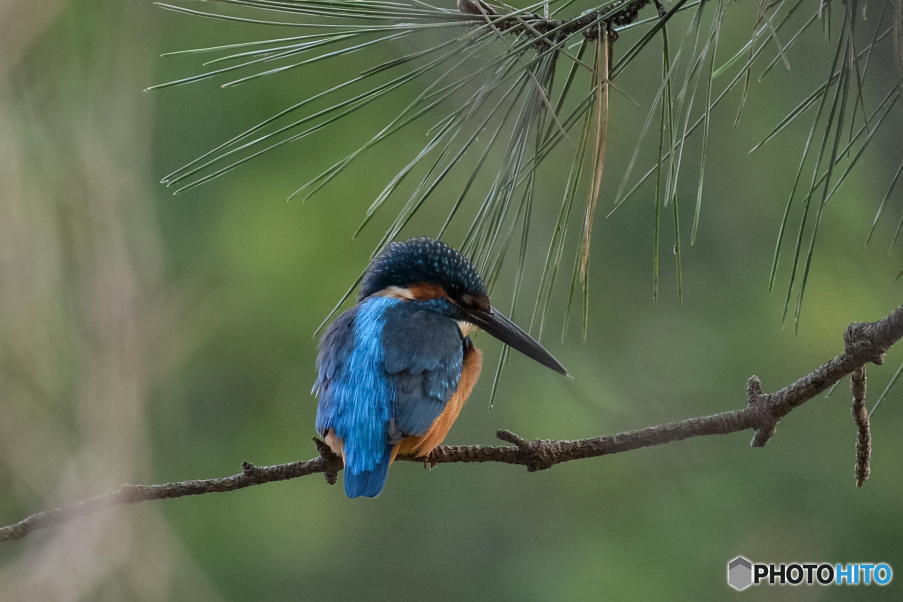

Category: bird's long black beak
[462, 306, 568, 375]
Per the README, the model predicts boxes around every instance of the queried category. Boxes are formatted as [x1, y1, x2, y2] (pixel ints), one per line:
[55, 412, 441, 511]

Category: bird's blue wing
[314, 299, 401, 498]
[313, 299, 462, 497]
[313, 305, 358, 437]
[382, 303, 464, 437]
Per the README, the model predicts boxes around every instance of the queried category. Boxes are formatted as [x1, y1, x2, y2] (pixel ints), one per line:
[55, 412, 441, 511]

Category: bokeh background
[1, 1, 902, 600]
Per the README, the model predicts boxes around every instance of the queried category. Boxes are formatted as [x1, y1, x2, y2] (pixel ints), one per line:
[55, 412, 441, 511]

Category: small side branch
[1, 304, 901, 543]
[851, 366, 871, 487]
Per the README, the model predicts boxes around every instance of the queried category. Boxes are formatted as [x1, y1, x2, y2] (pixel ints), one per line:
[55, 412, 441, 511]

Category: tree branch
[2, 304, 901, 543]
[457, 0, 655, 42]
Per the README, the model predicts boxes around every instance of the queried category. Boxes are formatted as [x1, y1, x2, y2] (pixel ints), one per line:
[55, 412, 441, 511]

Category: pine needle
[579, 27, 611, 287]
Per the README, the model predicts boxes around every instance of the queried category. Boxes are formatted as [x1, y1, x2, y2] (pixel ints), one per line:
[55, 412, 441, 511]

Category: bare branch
[2, 304, 901, 543]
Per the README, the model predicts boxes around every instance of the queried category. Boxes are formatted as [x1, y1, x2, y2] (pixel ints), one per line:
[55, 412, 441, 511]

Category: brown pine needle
[580, 27, 611, 285]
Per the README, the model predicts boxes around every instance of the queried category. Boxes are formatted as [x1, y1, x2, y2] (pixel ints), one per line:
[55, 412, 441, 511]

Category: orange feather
[392, 344, 483, 461]
[407, 282, 447, 301]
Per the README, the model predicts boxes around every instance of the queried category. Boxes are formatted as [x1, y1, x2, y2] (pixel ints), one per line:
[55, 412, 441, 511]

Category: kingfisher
[313, 237, 567, 498]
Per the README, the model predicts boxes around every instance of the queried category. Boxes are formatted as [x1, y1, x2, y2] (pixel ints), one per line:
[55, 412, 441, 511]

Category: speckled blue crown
[359, 237, 487, 300]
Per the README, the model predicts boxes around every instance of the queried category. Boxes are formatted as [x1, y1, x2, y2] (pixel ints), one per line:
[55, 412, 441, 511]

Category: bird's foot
[313, 437, 343, 485]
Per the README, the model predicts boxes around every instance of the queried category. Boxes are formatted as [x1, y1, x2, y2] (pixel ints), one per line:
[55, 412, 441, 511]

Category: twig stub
[851, 367, 871, 487]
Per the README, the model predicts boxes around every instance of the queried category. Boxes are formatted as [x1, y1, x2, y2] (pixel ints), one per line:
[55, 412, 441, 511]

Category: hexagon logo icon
[727, 556, 754, 591]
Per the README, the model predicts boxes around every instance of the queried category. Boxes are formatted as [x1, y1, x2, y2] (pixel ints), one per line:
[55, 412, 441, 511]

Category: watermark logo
[727, 556, 754, 591]
[727, 556, 893, 591]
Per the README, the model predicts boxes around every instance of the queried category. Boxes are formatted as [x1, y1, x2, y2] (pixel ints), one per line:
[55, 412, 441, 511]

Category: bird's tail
[344, 446, 392, 498]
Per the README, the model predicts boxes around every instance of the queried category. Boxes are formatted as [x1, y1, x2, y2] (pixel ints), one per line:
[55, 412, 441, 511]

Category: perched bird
[314, 238, 567, 497]
[313, 237, 567, 498]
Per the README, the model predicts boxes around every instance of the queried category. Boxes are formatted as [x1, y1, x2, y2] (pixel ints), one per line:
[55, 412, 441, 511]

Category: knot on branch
[845, 322, 886, 365]
[746, 375, 779, 447]
[496, 429, 556, 471]
[313, 438, 343, 485]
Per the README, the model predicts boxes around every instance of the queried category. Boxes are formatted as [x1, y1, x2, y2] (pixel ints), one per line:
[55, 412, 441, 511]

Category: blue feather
[313, 296, 466, 498]
[382, 302, 463, 436]
[343, 460, 391, 498]
[315, 297, 401, 498]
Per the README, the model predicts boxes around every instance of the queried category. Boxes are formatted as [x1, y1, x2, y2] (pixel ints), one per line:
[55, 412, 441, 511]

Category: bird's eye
[458, 293, 489, 310]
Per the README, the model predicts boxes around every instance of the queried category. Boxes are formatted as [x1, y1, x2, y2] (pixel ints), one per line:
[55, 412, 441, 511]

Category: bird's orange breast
[392, 343, 483, 460]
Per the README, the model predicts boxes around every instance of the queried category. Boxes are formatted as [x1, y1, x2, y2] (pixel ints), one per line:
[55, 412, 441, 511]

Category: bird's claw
[313, 437, 343, 485]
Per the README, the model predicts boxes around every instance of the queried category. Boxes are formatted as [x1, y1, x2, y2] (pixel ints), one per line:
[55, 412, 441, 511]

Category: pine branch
[2, 303, 901, 544]
[153, 1, 903, 331]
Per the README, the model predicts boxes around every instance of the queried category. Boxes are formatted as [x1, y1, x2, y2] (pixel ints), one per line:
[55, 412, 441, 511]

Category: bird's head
[360, 237, 567, 375]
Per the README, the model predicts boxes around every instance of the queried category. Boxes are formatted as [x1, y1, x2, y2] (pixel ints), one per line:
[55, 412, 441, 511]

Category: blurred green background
[1, 1, 902, 600]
